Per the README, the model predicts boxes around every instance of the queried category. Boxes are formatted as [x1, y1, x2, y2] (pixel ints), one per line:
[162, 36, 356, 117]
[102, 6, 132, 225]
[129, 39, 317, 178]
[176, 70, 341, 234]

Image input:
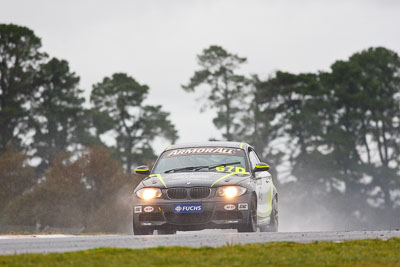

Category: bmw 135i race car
[133, 141, 278, 235]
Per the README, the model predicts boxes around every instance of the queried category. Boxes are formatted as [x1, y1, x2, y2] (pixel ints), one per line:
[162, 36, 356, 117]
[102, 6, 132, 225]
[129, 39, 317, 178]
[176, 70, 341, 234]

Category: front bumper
[133, 193, 252, 231]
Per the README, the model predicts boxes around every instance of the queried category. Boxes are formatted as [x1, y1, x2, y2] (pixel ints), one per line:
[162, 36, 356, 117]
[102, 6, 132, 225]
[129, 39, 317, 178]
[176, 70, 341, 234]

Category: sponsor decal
[144, 206, 154, 212]
[134, 206, 142, 213]
[224, 204, 236, 210]
[174, 204, 203, 214]
[238, 203, 248, 210]
[165, 147, 237, 157]
[174, 205, 182, 212]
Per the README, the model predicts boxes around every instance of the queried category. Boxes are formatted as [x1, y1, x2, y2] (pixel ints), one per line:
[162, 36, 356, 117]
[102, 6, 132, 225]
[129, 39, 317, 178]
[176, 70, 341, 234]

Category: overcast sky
[1, 0, 400, 153]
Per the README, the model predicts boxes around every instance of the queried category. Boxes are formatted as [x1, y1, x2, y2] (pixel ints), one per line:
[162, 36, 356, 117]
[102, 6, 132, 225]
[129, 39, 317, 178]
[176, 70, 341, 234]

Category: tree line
[1, 23, 399, 232]
[0, 24, 177, 232]
[184, 45, 400, 229]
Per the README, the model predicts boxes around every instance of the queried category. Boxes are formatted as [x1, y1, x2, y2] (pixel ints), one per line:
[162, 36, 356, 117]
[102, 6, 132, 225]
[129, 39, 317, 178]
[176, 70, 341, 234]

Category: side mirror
[253, 162, 270, 172]
[135, 165, 150, 175]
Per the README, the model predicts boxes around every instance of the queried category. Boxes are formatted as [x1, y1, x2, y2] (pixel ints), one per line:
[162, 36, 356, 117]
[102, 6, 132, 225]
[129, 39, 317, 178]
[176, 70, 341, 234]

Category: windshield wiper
[164, 162, 241, 173]
[164, 165, 209, 173]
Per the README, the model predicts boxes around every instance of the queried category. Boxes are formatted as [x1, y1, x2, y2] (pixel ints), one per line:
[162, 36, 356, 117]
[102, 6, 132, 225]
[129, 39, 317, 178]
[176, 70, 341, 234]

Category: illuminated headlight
[216, 186, 247, 198]
[136, 188, 162, 200]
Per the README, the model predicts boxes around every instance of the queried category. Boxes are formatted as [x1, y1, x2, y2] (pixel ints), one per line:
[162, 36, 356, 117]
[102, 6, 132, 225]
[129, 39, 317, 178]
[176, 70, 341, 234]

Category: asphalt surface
[0, 230, 399, 255]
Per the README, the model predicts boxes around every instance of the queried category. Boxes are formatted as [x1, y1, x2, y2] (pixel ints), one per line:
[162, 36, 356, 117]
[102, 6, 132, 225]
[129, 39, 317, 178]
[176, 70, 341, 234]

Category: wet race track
[0, 230, 399, 255]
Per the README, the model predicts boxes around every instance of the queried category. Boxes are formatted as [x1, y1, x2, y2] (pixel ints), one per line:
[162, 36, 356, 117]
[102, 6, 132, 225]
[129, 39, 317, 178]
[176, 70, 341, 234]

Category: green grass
[1, 238, 399, 266]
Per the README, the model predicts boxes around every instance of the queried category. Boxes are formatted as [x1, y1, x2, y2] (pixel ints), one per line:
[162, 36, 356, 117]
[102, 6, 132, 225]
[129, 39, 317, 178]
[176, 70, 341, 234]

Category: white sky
[1, 0, 400, 154]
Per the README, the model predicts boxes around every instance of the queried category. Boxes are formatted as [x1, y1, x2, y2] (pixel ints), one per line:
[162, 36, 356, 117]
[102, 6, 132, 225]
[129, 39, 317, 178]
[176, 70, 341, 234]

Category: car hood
[140, 171, 250, 189]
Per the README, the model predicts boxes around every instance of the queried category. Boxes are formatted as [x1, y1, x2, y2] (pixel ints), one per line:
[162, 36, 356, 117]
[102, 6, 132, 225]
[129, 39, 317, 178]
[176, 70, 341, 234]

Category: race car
[133, 141, 278, 235]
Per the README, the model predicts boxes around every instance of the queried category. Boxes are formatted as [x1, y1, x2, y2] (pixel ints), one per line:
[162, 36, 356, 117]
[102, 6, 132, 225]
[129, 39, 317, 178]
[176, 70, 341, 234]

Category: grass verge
[0, 238, 399, 266]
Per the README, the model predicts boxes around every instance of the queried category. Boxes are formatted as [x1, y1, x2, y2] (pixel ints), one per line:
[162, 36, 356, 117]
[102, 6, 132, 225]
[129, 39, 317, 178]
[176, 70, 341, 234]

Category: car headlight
[136, 188, 162, 200]
[216, 186, 247, 198]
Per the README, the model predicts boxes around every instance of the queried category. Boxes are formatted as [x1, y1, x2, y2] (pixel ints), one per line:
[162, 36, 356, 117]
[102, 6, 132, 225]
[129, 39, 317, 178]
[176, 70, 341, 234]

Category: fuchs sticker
[174, 204, 203, 214]
[144, 206, 154, 212]
[165, 147, 237, 157]
[224, 204, 236, 210]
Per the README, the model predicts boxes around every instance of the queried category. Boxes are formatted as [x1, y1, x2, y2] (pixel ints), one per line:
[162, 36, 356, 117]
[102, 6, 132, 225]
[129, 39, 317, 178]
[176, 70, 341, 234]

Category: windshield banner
[165, 147, 237, 157]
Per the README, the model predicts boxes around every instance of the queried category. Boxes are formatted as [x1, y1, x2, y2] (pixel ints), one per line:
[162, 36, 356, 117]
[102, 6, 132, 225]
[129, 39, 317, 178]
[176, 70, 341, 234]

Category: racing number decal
[216, 166, 247, 173]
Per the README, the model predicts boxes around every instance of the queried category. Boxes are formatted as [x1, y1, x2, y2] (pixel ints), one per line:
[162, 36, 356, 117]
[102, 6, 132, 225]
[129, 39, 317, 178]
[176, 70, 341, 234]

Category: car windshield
[152, 147, 248, 174]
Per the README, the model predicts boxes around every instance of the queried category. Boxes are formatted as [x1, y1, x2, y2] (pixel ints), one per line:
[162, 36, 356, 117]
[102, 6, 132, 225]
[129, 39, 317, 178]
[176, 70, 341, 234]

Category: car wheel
[237, 197, 257, 233]
[157, 229, 177, 235]
[133, 224, 153, 235]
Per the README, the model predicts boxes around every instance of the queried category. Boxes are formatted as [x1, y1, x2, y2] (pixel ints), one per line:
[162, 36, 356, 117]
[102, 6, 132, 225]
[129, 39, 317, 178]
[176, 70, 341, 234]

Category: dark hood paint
[140, 172, 250, 189]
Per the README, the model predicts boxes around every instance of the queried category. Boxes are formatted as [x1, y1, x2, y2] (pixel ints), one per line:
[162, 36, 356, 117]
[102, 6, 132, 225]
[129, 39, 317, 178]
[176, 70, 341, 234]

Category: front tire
[157, 229, 176, 235]
[238, 197, 257, 233]
[133, 224, 153, 235]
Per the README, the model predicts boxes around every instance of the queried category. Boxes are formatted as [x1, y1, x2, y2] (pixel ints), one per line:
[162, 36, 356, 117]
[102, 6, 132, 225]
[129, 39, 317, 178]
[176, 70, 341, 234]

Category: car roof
[165, 141, 252, 151]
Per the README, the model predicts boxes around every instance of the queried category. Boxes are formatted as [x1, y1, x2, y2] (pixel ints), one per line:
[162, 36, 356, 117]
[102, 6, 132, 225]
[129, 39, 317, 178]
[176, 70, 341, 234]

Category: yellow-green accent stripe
[257, 182, 274, 218]
[240, 143, 244, 149]
[149, 174, 167, 188]
[210, 171, 249, 187]
[255, 165, 269, 169]
[136, 168, 149, 172]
